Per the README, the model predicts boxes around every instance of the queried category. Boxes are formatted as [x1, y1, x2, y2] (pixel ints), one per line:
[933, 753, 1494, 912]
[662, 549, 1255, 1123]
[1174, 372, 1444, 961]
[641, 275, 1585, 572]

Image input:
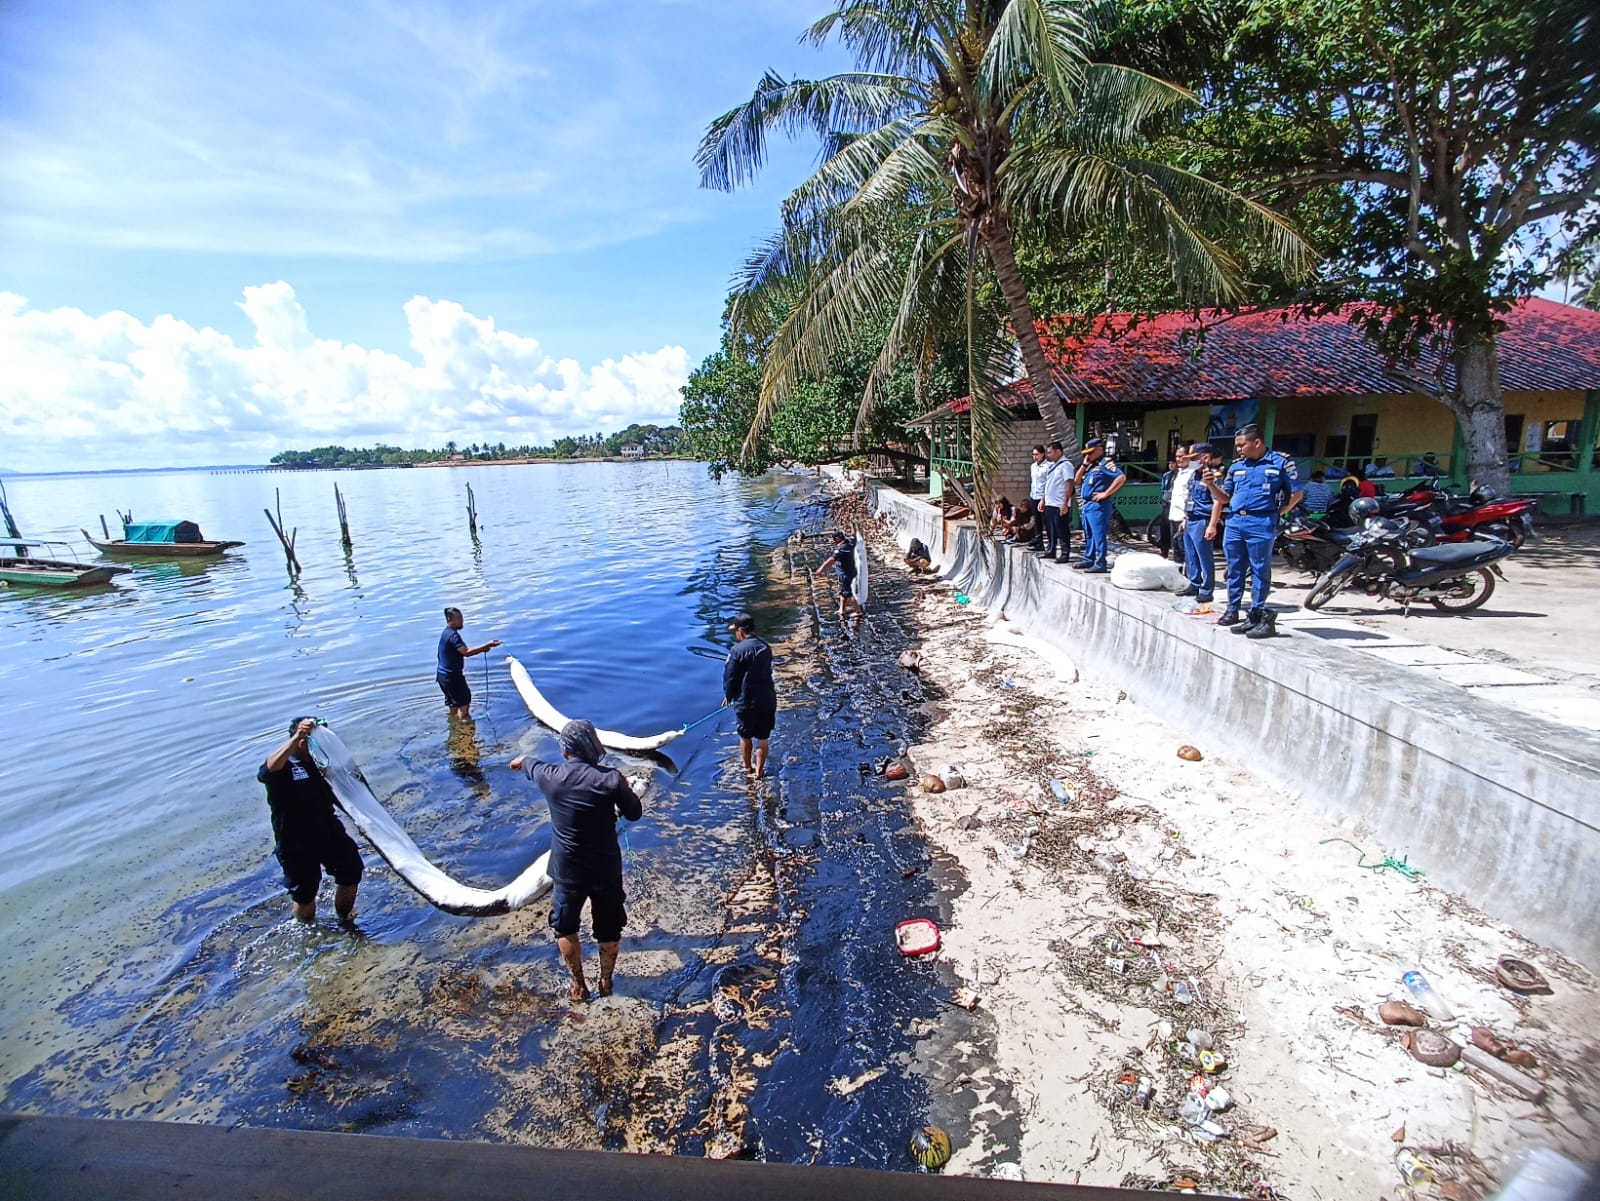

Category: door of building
[1349, 414, 1378, 463]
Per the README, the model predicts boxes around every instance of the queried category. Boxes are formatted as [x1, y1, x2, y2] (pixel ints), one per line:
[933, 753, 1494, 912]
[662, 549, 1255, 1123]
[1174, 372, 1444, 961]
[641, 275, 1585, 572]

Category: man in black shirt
[816, 530, 865, 621]
[722, 612, 777, 778]
[257, 716, 364, 923]
[510, 720, 643, 1002]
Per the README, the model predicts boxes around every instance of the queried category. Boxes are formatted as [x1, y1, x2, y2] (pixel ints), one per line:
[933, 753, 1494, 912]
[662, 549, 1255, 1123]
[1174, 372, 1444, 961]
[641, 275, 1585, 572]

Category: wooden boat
[82, 519, 244, 558]
[1, 538, 131, 588]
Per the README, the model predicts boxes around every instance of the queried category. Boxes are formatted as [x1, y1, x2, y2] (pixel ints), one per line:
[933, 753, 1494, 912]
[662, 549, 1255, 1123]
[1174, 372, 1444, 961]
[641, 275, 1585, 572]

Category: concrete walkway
[1277, 607, 1600, 732]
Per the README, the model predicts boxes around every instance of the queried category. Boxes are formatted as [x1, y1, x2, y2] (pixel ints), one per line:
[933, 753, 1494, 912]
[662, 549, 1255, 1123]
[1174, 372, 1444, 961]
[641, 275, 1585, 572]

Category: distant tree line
[270, 424, 687, 469]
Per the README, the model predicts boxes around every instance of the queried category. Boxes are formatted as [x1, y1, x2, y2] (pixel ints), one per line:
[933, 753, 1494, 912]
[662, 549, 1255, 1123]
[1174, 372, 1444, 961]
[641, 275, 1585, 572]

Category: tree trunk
[982, 226, 1076, 453]
[1450, 338, 1511, 496]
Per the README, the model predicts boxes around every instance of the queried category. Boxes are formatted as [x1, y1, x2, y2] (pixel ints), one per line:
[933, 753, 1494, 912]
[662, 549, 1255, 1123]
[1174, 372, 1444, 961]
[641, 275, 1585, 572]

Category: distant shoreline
[3, 457, 698, 479]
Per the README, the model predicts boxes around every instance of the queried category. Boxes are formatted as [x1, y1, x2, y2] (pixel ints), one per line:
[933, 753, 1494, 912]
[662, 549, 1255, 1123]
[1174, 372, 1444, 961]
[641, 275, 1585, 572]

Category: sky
[0, 0, 847, 471]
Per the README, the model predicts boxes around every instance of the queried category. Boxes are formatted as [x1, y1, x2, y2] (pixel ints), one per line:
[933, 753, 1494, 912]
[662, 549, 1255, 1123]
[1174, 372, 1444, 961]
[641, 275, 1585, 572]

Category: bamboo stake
[265, 488, 301, 576]
[466, 484, 478, 538]
[99, 514, 110, 539]
[334, 484, 353, 551]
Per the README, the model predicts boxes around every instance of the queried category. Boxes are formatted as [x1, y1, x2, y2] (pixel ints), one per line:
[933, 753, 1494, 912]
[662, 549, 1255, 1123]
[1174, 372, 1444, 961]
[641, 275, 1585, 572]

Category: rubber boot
[1231, 608, 1264, 634]
[1245, 610, 1279, 639]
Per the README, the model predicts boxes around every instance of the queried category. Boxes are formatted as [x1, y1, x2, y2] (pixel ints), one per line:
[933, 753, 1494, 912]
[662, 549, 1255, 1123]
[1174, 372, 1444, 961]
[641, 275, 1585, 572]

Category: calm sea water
[0, 462, 974, 1164]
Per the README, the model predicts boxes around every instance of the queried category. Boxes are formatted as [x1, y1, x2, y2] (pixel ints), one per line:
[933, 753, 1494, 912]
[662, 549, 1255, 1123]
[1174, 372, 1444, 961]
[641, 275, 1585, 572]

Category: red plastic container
[895, 918, 941, 956]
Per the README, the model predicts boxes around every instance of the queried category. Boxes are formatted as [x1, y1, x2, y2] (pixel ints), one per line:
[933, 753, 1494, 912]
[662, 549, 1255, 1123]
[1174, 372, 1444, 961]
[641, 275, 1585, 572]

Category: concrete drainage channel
[872, 484, 1600, 973]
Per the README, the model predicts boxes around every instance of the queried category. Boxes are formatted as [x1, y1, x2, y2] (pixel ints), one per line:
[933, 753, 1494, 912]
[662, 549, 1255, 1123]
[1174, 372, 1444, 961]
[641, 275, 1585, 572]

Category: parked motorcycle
[1277, 514, 1358, 575]
[1303, 510, 1516, 613]
[1397, 480, 1538, 547]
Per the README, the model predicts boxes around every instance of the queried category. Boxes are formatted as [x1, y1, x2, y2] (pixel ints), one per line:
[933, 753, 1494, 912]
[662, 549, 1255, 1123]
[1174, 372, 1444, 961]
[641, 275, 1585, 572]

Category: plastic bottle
[1399, 965, 1455, 1021]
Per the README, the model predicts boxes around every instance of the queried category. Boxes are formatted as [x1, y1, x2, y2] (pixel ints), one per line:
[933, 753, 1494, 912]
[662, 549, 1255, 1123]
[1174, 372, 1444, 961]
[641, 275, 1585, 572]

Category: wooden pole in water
[265, 488, 301, 576]
[334, 484, 353, 551]
[99, 514, 111, 539]
[466, 484, 478, 538]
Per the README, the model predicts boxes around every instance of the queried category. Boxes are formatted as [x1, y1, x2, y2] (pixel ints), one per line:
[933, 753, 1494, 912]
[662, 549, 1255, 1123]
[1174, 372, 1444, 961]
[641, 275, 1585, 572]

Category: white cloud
[0, 283, 689, 470]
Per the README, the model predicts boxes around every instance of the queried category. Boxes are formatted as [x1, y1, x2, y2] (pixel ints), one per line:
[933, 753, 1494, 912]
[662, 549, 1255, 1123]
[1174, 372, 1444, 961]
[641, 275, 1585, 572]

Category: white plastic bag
[1109, 552, 1186, 591]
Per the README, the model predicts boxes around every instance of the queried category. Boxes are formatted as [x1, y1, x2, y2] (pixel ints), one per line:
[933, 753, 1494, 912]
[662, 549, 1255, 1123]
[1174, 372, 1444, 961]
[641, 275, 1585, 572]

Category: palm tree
[698, 0, 1310, 458]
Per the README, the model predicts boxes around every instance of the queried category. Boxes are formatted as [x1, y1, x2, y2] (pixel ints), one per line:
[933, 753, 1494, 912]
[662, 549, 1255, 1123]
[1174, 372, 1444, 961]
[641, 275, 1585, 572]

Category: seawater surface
[0, 462, 974, 1164]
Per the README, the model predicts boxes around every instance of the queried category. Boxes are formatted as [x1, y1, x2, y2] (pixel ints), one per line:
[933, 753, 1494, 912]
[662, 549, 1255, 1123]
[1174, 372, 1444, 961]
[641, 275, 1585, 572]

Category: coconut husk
[1378, 1000, 1428, 1027]
[1176, 745, 1203, 762]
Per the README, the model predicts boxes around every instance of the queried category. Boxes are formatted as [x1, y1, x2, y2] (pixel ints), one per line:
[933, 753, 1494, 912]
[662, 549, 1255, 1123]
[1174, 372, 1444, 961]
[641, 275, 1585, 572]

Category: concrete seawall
[873, 485, 1600, 969]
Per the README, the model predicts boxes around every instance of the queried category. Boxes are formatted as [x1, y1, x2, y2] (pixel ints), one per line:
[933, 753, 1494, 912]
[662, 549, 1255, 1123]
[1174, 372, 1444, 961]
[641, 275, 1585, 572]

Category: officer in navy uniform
[1175, 442, 1221, 609]
[1072, 438, 1126, 573]
[1204, 423, 1303, 637]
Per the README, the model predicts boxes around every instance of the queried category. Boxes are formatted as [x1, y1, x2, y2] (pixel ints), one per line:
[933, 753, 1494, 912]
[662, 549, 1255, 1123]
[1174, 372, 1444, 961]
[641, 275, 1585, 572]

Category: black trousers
[1043, 507, 1070, 561]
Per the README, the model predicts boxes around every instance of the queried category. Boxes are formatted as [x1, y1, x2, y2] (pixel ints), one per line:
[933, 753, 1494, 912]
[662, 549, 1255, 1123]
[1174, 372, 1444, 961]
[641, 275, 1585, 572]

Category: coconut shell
[922, 775, 945, 793]
[1470, 1026, 1508, 1058]
[884, 762, 910, 781]
[1177, 745, 1203, 762]
[1403, 1029, 1461, 1068]
[1378, 1000, 1428, 1027]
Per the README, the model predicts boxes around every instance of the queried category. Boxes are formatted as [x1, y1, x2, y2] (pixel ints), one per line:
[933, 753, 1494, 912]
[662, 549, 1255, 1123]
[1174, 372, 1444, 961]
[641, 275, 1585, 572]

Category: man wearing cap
[510, 720, 643, 1002]
[723, 613, 777, 778]
[1073, 438, 1126, 573]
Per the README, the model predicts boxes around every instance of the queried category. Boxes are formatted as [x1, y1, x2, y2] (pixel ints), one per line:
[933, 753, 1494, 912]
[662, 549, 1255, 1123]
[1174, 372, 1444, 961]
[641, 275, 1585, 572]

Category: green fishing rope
[1319, 837, 1425, 881]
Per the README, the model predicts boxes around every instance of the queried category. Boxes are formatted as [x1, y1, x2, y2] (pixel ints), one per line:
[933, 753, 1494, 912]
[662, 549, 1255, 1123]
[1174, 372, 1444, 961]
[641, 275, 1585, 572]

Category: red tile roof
[964, 299, 1600, 409]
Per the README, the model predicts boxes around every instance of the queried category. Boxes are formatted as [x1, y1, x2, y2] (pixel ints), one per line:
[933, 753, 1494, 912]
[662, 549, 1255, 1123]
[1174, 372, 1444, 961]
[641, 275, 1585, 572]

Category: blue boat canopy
[124, 520, 204, 544]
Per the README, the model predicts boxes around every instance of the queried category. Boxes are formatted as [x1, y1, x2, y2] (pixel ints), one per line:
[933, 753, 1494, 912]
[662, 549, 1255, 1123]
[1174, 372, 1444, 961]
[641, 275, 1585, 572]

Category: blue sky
[0, 0, 847, 469]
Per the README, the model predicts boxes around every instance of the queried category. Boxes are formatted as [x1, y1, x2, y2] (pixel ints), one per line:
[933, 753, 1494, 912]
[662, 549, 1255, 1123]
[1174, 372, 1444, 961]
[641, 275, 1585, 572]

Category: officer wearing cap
[1073, 437, 1126, 573]
[1175, 442, 1221, 610]
[1204, 423, 1303, 637]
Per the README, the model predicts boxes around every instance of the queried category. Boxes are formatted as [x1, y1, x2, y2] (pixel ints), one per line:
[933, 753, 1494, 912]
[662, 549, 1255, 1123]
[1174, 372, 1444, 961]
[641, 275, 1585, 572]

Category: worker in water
[257, 716, 364, 924]
[510, 720, 643, 1002]
[436, 606, 502, 720]
[722, 612, 777, 779]
[815, 530, 865, 622]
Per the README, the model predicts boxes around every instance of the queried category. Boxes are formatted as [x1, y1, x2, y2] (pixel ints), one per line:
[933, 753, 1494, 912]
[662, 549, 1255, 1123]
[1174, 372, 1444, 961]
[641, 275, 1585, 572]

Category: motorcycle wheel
[1145, 515, 1163, 546]
[1304, 564, 1357, 611]
[1429, 568, 1496, 612]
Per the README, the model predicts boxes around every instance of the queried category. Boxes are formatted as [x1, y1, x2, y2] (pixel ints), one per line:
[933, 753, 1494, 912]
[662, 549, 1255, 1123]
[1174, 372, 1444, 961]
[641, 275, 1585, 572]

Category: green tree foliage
[697, 0, 1310, 487]
[1117, 0, 1600, 491]
[269, 427, 686, 468]
[680, 319, 956, 479]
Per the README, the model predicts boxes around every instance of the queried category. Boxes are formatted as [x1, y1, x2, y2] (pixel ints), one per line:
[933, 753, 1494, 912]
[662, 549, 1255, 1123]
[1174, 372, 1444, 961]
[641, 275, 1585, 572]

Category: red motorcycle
[1399, 482, 1537, 548]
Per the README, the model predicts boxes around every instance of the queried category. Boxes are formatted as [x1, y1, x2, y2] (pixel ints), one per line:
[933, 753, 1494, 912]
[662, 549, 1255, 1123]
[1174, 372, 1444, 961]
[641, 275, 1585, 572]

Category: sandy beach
[854, 513, 1600, 1199]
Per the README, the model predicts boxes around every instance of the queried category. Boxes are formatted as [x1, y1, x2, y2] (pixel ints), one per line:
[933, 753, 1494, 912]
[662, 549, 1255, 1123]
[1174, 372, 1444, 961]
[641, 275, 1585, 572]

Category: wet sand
[859, 516, 1600, 1198]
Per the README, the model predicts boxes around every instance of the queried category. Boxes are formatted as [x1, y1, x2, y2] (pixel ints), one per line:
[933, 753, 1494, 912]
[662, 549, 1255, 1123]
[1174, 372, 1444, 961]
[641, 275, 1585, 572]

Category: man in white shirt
[1027, 444, 1048, 550]
[1166, 442, 1195, 567]
[1039, 441, 1072, 563]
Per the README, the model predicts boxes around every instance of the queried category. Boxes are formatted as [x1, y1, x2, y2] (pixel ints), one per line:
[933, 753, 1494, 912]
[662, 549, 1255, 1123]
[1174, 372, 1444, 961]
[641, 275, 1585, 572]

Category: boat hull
[0, 557, 128, 587]
[83, 533, 244, 558]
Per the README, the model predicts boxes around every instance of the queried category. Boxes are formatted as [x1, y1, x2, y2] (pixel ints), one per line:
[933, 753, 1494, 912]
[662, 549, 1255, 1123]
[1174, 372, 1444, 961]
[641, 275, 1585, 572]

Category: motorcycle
[1303, 516, 1516, 613]
[1277, 514, 1358, 575]
[1398, 480, 1538, 547]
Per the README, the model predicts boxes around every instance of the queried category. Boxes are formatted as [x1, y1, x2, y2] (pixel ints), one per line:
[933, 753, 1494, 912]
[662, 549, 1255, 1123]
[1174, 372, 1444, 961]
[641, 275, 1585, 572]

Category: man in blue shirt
[1298, 469, 1334, 517]
[511, 720, 643, 1002]
[1175, 443, 1221, 610]
[1073, 438, 1126, 572]
[722, 612, 777, 778]
[437, 606, 502, 719]
[1205, 424, 1303, 638]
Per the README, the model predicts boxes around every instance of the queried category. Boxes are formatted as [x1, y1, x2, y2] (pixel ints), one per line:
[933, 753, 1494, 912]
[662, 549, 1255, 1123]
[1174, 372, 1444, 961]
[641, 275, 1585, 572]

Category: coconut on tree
[697, 0, 1311, 473]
